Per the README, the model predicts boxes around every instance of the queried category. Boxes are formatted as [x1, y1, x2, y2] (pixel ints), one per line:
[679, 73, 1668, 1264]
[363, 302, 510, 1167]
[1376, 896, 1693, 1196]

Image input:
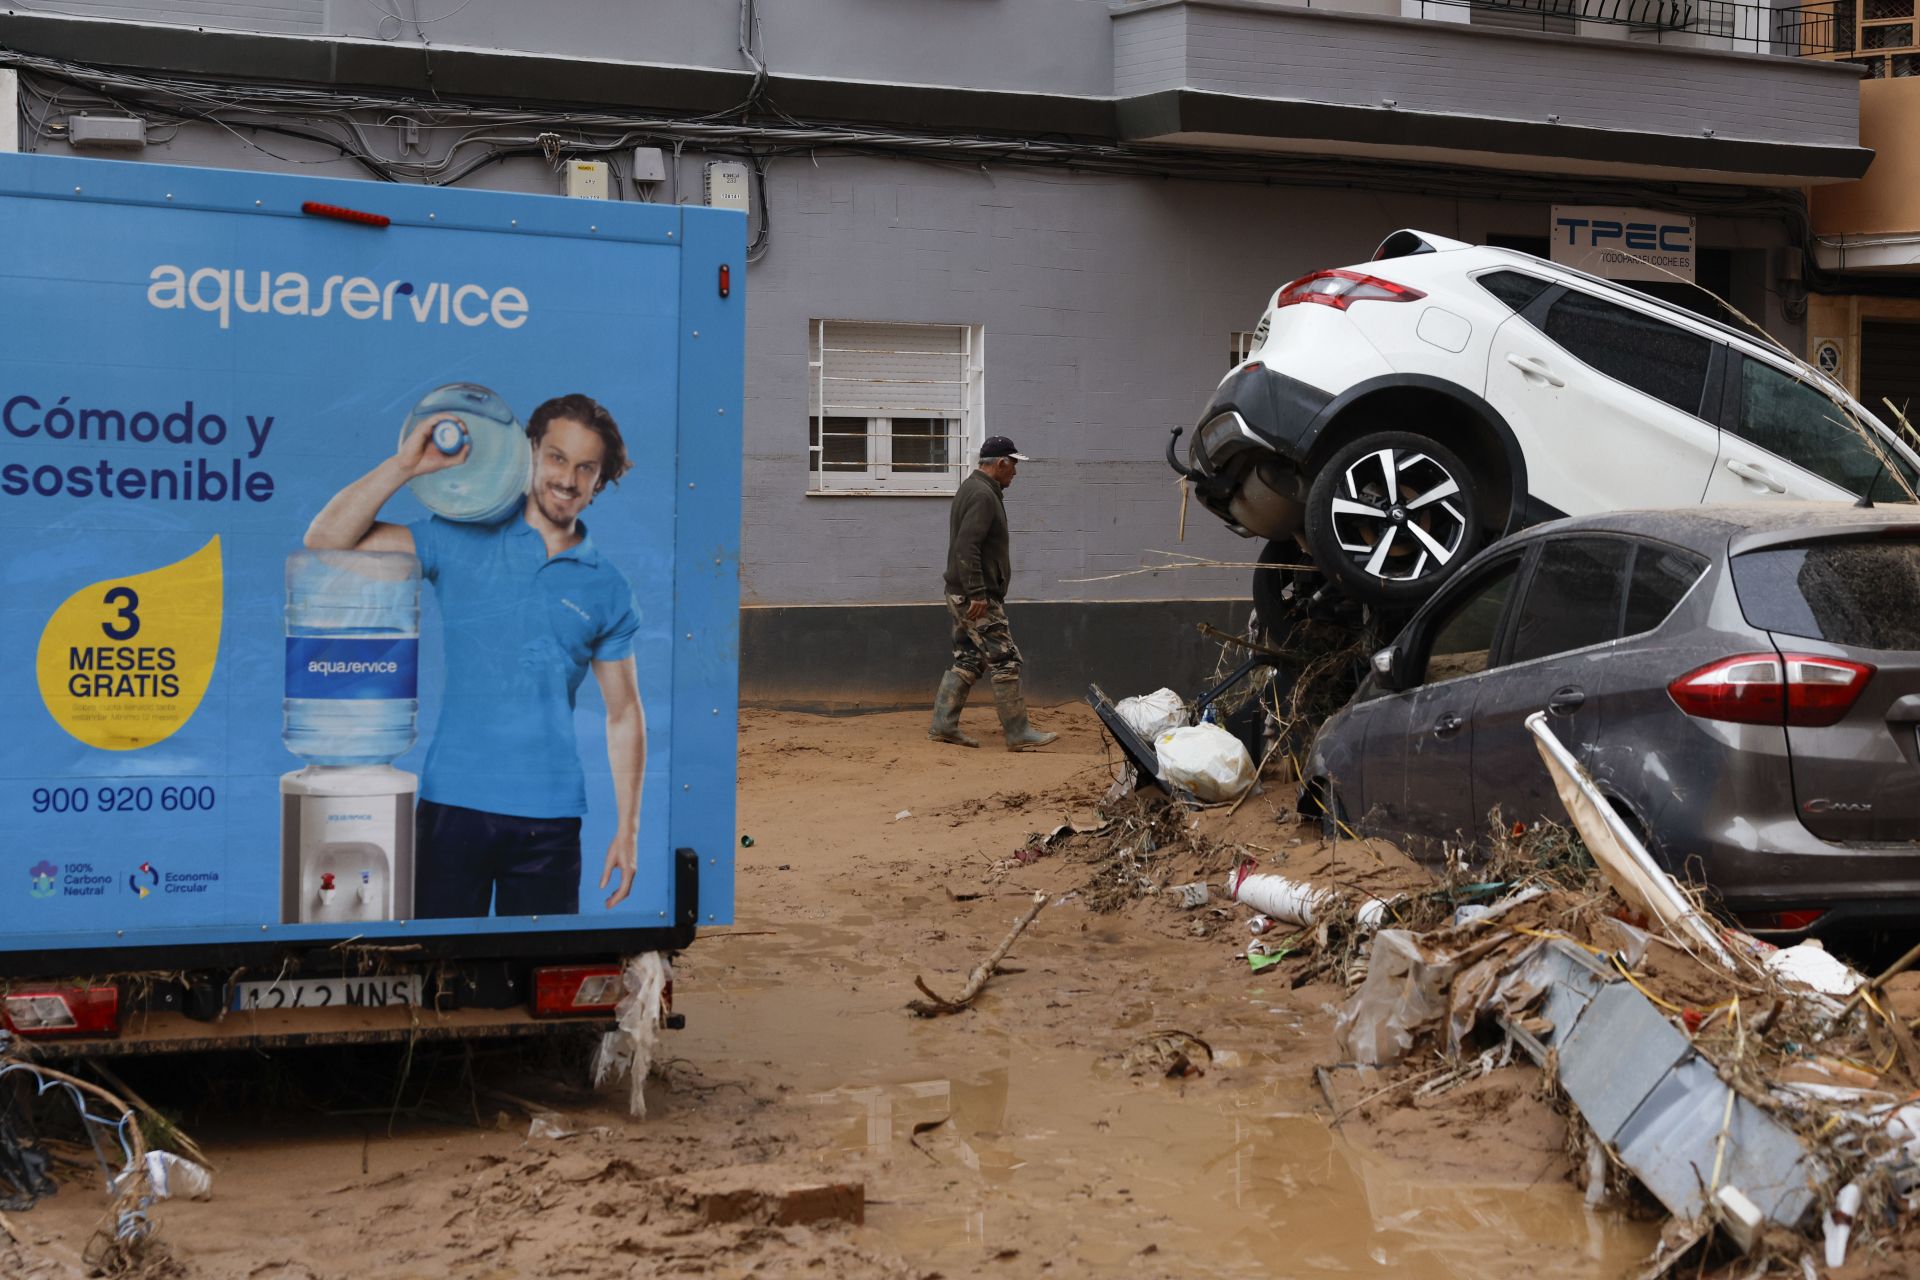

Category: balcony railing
[1406, 0, 1853, 55]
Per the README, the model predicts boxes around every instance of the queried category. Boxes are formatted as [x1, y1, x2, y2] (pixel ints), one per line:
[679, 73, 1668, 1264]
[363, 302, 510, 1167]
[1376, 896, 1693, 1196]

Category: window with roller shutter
[807, 320, 985, 494]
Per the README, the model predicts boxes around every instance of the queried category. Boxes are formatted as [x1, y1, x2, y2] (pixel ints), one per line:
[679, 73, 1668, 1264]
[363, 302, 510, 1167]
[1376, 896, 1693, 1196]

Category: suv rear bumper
[1741, 897, 1920, 944]
[1694, 839, 1920, 941]
[1179, 363, 1334, 537]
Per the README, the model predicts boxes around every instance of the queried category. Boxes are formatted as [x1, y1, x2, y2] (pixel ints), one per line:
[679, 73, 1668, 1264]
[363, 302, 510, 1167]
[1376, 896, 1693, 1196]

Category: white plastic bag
[127, 1151, 213, 1200]
[590, 952, 672, 1118]
[1154, 723, 1256, 802]
[1114, 688, 1187, 743]
[1334, 929, 1457, 1065]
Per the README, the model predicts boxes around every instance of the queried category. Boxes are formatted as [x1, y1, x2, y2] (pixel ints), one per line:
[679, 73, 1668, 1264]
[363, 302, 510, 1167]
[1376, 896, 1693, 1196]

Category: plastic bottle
[283, 550, 420, 765]
[399, 382, 530, 524]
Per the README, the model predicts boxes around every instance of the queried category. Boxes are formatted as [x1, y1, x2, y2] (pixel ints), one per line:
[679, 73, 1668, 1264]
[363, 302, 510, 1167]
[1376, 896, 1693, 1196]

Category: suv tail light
[530, 964, 624, 1017]
[1274, 269, 1426, 312]
[1668, 654, 1875, 728]
[2, 986, 121, 1037]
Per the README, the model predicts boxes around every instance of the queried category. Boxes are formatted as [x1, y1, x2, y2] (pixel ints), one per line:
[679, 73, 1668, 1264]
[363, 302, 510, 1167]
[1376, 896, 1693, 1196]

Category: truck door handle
[1548, 686, 1586, 717]
[1506, 353, 1565, 388]
[1432, 714, 1465, 739]
[1726, 459, 1787, 493]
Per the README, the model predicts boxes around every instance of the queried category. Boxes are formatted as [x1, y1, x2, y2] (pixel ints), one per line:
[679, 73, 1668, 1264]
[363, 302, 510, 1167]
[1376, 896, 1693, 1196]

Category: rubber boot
[928, 669, 980, 748]
[992, 675, 1058, 751]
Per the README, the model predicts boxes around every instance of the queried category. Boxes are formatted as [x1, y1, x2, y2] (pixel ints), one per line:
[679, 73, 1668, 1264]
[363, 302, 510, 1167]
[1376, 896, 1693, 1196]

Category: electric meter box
[564, 160, 610, 199]
[704, 160, 750, 213]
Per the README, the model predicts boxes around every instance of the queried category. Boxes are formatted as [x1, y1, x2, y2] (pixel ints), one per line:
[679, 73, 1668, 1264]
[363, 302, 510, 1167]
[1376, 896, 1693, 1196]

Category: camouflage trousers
[945, 594, 1022, 684]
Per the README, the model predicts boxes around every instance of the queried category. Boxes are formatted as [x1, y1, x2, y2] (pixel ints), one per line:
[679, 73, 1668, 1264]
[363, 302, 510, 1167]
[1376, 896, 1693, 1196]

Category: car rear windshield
[1732, 538, 1920, 650]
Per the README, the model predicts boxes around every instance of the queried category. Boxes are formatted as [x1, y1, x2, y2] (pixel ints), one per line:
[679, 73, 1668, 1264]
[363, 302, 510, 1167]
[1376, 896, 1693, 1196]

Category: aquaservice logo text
[147, 266, 529, 332]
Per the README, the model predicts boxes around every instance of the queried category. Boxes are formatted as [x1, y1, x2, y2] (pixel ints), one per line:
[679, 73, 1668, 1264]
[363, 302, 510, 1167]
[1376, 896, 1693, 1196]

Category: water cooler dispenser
[279, 550, 421, 925]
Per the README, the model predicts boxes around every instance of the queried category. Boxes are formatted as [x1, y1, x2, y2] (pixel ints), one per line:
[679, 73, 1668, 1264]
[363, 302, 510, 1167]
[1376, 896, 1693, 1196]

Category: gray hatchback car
[1305, 503, 1920, 939]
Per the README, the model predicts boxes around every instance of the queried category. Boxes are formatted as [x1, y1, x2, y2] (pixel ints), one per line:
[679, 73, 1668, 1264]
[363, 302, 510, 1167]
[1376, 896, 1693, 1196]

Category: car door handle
[1548, 686, 1586, 717]
[1506, 353, 1565, 388]
[1726, 459, 1787, 493]
[1432, 714, 1465, 739]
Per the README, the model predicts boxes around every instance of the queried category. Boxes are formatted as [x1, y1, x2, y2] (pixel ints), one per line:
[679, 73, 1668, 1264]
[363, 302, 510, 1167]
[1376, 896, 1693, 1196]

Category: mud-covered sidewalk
[10, 706, 1661, 1279]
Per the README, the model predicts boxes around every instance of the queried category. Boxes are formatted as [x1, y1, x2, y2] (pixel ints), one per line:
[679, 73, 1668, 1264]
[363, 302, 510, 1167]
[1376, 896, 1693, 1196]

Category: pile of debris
[1085, 615, 1368, 813]
[1217, 713, 1920, 1275]
[1078, 628, 1920, 1271]
[1065, 797, 1242, 916]
[0, 1034, 199, 1277]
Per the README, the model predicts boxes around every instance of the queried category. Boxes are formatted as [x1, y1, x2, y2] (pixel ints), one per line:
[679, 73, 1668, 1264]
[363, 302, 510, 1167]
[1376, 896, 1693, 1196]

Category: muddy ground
[5, 704, 1768, 1279]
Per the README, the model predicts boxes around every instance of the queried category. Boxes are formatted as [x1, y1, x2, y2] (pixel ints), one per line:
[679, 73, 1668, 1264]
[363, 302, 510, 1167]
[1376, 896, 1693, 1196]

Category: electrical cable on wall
[3, 41, 1911, 297]
[746, 154, 770, 262]
[0, 47, 1806, 204]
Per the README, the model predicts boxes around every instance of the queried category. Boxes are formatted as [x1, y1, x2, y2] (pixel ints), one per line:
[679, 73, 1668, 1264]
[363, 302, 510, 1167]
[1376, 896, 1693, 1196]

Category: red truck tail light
[300, 200, 391, 228]
[1274, 269, 1426, 312]
[530, 964, 624, 1017]
[2, 986, 120, 1037]
[1668, 654, 1874, 728]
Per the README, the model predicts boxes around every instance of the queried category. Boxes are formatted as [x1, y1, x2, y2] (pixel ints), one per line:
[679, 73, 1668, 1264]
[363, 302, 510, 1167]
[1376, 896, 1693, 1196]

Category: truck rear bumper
[2, 950, 672, 1054]
[23, 1004, 615, 1058]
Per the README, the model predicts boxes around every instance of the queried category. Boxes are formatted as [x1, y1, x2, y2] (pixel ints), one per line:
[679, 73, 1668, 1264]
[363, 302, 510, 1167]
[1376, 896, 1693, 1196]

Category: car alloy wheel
[1330, 447, 1468, 582]
[1303, 430, 1485, 608]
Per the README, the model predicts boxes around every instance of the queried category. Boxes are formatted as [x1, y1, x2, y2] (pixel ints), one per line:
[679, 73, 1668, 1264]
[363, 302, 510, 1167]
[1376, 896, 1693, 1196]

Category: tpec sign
[1549, 205, 1696, 284]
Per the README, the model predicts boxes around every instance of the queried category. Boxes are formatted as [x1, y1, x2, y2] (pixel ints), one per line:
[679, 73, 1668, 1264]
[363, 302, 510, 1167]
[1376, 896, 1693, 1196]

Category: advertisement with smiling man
[1, 154, 741, 984]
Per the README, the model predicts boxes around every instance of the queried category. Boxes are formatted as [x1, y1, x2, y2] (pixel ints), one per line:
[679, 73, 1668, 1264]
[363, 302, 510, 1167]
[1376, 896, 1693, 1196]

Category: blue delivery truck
[0, 154, 741, 1053]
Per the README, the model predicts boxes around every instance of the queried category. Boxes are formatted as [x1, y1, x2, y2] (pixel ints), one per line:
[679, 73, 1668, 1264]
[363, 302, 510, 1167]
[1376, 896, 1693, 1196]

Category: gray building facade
[0, 0, 1869, 707]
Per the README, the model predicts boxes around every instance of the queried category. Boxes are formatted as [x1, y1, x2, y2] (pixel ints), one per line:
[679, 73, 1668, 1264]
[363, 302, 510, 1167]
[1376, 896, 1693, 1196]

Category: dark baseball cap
[980, 436, 1029, 461]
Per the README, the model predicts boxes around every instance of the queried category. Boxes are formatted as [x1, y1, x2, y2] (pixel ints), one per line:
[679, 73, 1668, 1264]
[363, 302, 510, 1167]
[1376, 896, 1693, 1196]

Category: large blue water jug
[399, 382, 530, 524]
[283, 551, 421, 765]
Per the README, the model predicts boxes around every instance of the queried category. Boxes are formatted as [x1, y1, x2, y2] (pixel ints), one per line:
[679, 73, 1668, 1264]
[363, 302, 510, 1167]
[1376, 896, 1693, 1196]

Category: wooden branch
[1838, 937, 1920, 1023]
[1196, 622, 1290, 662]
[907, 891, 1049, 1017]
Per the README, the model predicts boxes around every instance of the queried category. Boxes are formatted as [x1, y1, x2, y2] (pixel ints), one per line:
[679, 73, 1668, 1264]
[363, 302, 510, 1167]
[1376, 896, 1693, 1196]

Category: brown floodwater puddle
[681, 979, 1661, 1278]
[813, 1058, 1654, 1276]
[695, 921, 893, 989]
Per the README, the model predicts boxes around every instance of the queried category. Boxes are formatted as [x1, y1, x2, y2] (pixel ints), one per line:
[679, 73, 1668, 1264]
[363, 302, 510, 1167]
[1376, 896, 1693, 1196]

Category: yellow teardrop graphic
[35, 537, 223, 751]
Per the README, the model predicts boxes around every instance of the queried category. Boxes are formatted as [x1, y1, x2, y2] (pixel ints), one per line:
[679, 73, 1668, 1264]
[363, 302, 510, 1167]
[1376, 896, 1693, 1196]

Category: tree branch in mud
[907, 891, 1049, 1017]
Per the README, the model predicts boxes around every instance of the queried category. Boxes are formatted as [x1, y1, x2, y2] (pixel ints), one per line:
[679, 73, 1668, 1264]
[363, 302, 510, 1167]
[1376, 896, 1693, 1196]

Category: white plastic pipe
[1226, 866, 1393, 931]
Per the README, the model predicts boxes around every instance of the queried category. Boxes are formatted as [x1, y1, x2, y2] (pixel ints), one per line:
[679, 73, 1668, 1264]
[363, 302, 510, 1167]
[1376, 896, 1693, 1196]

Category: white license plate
[230, 975, 421, 1012]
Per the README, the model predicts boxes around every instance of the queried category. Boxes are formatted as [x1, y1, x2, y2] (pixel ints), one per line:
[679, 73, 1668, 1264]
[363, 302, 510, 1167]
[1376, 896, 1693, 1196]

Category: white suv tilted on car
[1170, 230, 1919, 610]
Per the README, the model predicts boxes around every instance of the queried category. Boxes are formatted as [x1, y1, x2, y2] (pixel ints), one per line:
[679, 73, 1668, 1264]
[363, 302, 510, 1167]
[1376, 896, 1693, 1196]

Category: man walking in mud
[928, 436, 1056, 751]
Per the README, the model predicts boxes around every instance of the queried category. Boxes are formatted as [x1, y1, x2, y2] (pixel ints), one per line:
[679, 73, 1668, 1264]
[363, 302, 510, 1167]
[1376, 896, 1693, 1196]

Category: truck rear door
[0, 152, 742, 1028]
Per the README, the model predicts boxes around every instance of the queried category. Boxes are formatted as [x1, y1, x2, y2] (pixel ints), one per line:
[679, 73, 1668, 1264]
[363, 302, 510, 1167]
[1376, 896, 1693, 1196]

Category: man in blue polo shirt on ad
[303, 393, 646, 918]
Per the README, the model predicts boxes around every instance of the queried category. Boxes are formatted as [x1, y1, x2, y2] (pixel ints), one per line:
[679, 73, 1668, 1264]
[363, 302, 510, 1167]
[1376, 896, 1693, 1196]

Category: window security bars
[1411, 0, 1855, 54]
[1786, 0, 1920, 75]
